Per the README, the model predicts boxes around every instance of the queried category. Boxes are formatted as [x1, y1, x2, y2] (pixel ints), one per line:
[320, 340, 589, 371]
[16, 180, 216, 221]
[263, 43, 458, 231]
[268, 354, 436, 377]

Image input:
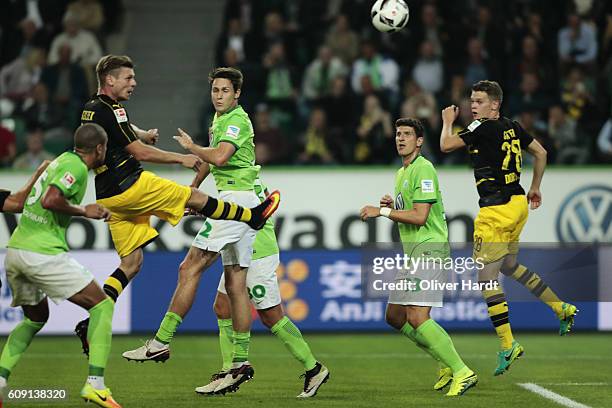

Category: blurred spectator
[548, 105, 588, 164]
[297, 107, 335, 164]
[561, 66, 595, 122]
[216, 18, 247, 65]
[519, 110, 555, 163]
[443, 74, 468, 106]
[412, 40, 444, 95]
[400, 80, 439, 134]
[263, 43, 297, 117]
[558, 13, 598, 72]
[324, 14, 359, 66]
[354, 94, 393, 164]
[248, 11, 293, 63]
[473, 5, 505, 62]
[0, 18, 49, 66]
[47, 11, 103, 66]
[512, 35, 556, 91]
[41, 44, 89, 129]
[0, 47, 45, 102]
[351, 40, 400, 106]
[253, 104, 288, 165]
[66, 0, 105, 34]
[20, 83, 68, 134]
[0, 125, 17, 167]
[414, 4, 446, 58]
[12, 127, 55, 170]
[319, 76, 355, 161]
[302, 46, 348, 102]
[464, 38, 491, 85]
[507, 72, 551, 117]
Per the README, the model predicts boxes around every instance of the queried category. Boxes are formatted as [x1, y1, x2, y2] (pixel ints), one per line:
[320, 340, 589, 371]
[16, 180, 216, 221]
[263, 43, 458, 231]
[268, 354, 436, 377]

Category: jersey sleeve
[48, 160, 87, 199]
[411, 165, 438, 204]
[514, 120, 534, 148]
[217, 114, 251, 150]
[85, 102, 138, 148]
[0, 190, 10, 212]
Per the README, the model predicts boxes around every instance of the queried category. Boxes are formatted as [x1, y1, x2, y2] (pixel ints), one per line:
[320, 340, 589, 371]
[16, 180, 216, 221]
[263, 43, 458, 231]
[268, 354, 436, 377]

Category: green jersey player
[194, 180, 329, 397]
[360, 117, 477, 397]
[122, 67, 281, 395]
[0, 124, 121, 408]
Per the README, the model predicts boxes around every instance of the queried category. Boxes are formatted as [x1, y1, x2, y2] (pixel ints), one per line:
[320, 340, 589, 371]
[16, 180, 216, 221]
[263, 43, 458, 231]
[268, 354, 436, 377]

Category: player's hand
[379, 194, 394, 208]
[140, 128, 159, 145]
[181, 154, 202, 172]
[360, 205, 380, 221]
[173, 128, 194, 150]
[442, 105, 459, 124]
[527, 188, 542, 210]
[84, 204, 111, 221]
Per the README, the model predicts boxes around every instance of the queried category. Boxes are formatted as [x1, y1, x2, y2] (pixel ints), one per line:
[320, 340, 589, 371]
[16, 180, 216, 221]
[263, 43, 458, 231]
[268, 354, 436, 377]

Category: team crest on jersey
[225, 125, 240, 139]
[421, 179, 434, 193]
[60, 172, 76, 188]
[467, 120, 481, 132]
[114, 108, 128, 123]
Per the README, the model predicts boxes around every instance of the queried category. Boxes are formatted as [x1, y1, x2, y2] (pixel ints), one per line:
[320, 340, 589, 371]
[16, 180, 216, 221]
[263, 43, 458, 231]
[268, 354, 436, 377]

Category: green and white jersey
[394, 155, 449, 258]
[8, 152, 88, 255]
[252, 179, 279, 260]
[210, 105, 259, 191]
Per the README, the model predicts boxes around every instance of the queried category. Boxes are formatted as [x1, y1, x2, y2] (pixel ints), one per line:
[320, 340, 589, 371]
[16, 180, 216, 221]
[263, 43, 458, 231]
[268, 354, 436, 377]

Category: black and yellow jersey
[81, 94, 143, 199]
[458, 117, 534, 207]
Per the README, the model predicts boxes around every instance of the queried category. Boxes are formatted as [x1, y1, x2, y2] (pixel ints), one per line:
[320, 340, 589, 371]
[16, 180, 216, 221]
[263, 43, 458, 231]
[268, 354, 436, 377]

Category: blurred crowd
[0, 0, 124, 169]
[208, 0, 612, 165]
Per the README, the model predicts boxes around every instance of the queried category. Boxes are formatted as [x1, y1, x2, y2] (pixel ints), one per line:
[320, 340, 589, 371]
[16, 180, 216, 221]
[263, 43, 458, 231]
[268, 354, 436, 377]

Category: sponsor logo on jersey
[61, 172, 76, 188]
[114, 108, 128, 123]
[225, 125, 240, 139]
[421, 180, 434, 193]
[556, 185, 612, 242]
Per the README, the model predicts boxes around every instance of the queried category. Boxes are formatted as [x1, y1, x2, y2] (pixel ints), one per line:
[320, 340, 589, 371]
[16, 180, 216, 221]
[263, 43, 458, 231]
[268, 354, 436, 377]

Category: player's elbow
[213, 153, 231, 167]
[440, 141, 454, 153]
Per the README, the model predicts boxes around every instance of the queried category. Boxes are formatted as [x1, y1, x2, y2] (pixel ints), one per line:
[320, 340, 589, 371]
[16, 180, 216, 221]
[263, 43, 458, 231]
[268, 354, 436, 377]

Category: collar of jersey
[97, 93, 122, 107]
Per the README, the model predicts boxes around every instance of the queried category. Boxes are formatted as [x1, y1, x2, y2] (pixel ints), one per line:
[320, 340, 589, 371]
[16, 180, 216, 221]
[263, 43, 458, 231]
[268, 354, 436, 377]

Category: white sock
[0, 376, 7, 389]
[87, 376, 105, 389]
[150, 339, 167, 351]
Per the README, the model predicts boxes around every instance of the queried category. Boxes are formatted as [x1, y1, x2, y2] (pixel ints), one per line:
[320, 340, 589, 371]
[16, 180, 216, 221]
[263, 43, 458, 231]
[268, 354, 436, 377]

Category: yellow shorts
[473, 195, 528, 264]
[97, 171, 192, 257]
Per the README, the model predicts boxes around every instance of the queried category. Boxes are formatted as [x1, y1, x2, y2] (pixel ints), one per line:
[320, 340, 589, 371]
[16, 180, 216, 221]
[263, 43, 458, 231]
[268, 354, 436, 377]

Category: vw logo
[556, 185, 612, 243]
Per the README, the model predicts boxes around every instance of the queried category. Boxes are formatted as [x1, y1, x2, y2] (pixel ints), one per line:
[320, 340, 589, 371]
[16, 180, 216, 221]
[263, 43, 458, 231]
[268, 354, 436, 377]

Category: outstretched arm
[1, 160, 51, 213]
[125, 139, 202, 171]
[173, 128, 236, 167]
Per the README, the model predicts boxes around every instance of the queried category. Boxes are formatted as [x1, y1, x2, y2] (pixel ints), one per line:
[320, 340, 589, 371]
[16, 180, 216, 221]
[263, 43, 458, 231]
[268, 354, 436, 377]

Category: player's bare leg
[122, 247, 218, 363]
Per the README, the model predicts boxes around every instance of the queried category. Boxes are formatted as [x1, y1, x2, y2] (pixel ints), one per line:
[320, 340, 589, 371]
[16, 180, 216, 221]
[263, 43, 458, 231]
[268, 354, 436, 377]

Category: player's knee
[385, 309, 404, 330]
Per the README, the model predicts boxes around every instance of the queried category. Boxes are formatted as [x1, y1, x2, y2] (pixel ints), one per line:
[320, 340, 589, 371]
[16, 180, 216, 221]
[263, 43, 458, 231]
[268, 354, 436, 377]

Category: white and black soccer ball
[371, 0, 410, 33]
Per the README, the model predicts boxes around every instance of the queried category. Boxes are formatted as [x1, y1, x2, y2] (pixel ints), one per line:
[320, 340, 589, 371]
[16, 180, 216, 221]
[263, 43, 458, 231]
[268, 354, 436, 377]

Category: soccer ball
[371, 0, 409, 33]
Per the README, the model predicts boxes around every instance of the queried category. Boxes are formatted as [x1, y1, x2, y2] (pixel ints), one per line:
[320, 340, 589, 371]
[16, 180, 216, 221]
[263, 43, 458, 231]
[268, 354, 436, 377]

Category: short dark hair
[74, 123, 107, 152]
[395, 117, 425, 138]
[208, 67, 243, 91]
[96, 55, 134, 87]
[472, 80, 503, 103]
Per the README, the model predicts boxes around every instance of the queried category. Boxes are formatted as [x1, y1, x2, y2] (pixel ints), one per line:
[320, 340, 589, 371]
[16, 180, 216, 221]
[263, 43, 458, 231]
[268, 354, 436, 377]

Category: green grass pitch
[5, 332, 611, 407]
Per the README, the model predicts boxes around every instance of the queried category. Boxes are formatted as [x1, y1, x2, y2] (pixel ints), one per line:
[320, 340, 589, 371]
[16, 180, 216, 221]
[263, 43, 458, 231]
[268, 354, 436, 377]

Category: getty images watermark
[370, 253, 497, 292]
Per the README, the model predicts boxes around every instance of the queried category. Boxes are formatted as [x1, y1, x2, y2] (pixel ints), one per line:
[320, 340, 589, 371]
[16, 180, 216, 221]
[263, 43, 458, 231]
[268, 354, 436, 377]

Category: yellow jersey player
[439, 80, 578, 376]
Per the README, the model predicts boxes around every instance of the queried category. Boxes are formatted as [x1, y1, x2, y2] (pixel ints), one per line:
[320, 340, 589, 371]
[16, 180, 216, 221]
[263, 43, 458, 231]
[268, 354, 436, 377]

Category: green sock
[400, 322, 447, 368]
[414, 319, 468, 375]
[271, 316, 317, 371]
[154, 312, 183, 345]
[218, 319, 234, 371]
[87, 298, 114, 376]
[232, 331, 250, 364]
[0, 317, 45, 379]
